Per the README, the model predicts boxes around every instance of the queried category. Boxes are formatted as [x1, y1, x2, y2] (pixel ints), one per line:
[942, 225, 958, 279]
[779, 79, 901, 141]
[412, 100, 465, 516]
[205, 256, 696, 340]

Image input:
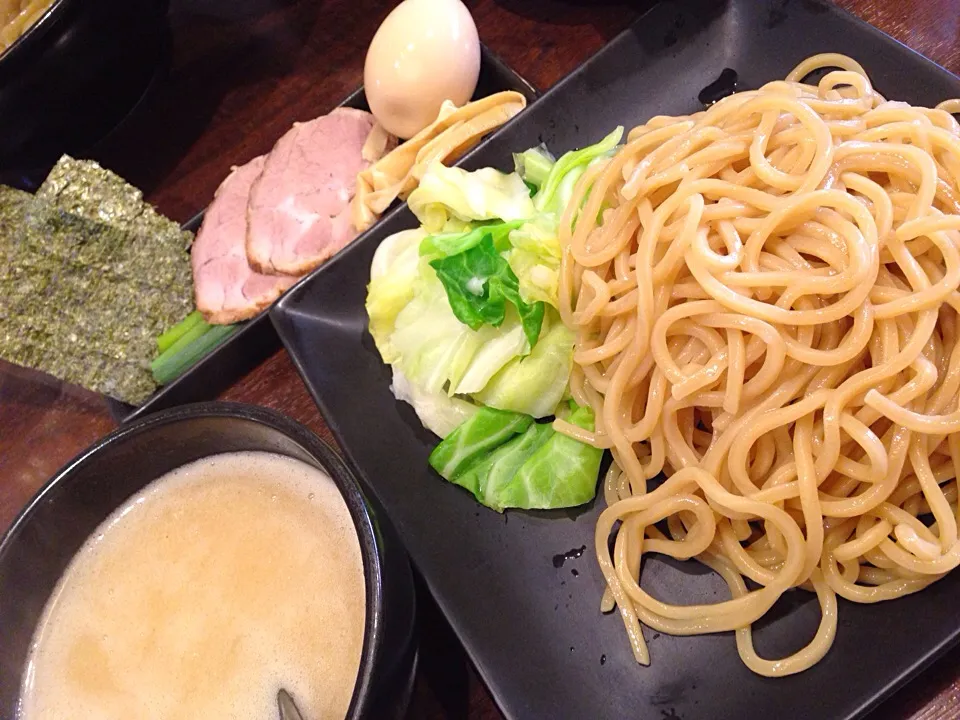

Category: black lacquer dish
[270, 2, 960, 718]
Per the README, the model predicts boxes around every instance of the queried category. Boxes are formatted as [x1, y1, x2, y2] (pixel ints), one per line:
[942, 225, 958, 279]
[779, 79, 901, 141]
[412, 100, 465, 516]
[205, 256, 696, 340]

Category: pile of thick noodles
[556, 54, 960, 676]
[0, 0, 54, 52]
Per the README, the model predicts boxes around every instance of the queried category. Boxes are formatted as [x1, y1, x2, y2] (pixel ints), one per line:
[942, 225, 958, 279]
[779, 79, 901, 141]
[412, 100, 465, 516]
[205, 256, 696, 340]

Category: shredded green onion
[156, 310, 204, 354]
[151, 323, 239, 386]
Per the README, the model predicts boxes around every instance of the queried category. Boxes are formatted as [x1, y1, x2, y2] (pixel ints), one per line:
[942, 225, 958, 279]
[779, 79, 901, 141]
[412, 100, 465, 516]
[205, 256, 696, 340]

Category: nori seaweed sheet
[0, 189, 193, 404]
[37, 155, 194, 252]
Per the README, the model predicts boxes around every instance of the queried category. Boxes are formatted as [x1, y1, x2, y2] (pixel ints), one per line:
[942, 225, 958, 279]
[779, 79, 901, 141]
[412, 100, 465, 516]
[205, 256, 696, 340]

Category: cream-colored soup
[19, 451, 366, 720]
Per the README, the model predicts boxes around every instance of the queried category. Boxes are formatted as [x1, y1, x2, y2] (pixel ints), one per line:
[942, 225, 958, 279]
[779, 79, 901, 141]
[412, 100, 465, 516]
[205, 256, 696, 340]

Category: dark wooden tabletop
[3, 0, 960, 717]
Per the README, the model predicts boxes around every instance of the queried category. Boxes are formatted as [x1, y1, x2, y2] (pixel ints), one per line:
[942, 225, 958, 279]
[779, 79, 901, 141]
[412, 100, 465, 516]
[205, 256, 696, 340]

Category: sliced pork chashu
[246, 107, 384, 276]
[192, 156, 297, 325]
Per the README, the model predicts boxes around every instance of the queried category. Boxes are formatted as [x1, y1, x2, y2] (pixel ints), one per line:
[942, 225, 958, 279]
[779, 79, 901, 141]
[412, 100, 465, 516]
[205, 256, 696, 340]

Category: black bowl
[0, 0, 169, 182]
[0, 402, 417, 719]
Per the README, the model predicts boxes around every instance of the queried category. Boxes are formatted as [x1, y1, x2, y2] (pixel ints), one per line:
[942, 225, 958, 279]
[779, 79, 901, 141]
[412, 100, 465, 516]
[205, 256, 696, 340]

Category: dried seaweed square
[37, 156, 194, 251]
[0, 187, 194, 404]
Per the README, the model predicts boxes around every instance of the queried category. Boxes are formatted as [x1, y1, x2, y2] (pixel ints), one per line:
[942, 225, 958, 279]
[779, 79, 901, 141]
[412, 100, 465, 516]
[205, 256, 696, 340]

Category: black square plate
[106, 44, 537, 422]
[272, 2, 960, 718]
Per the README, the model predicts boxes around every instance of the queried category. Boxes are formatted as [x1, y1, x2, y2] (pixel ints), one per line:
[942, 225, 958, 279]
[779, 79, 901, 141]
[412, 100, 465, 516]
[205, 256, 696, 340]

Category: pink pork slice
[245, 107, 376, 275]
[192, 155, 298, 325]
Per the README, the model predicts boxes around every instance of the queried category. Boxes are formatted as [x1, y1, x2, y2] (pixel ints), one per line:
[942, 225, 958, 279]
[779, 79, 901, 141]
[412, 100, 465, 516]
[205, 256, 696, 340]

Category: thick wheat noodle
[556, 54, 960, 676]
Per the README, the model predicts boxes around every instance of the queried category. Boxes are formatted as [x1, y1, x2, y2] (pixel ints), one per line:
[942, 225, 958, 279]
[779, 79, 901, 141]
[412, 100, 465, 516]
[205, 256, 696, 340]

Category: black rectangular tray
[270, 1, 960, 719]
[107, 43, 538, 422]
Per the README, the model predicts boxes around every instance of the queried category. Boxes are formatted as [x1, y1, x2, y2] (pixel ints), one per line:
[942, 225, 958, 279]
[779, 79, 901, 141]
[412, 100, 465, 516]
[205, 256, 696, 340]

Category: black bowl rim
[0, 0, 70, 67]
[0, 400, 385, 719]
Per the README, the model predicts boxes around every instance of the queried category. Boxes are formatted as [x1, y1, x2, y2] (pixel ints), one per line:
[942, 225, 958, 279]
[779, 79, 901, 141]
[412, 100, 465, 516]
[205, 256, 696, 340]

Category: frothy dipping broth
[19, 452, 366, 720]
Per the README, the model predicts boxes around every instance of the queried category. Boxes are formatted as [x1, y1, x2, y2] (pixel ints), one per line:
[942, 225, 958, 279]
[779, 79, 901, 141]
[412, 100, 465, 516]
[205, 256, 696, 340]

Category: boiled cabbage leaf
[428, 401, 602, 512]
[534, 126, 623, 214]
[366, 228, 427, 361]
[368, 149, 598, 444]
[462, 422, 554, 503]
[407, 162, 535, 232]
[428, 406, 532, 481]
[419, 219, 523, 258]
[451, 316, 529, 395]
[513, 144, 555, 189]
[391, 369, 478, 439]
[494, 403, 602, 511]
[473, 309, 573, 417]
[389, 268, 527, 397]
[429, 235, 545, 348]
[506, 215, 561, 307]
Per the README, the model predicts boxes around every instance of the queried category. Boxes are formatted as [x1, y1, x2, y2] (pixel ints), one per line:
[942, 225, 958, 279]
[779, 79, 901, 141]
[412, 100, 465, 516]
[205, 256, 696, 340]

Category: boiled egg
[364, 0, 481, 139]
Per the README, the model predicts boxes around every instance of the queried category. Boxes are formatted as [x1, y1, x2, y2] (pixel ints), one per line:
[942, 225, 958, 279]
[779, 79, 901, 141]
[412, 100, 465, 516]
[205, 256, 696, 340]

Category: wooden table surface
[3, 0, 960, 717]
